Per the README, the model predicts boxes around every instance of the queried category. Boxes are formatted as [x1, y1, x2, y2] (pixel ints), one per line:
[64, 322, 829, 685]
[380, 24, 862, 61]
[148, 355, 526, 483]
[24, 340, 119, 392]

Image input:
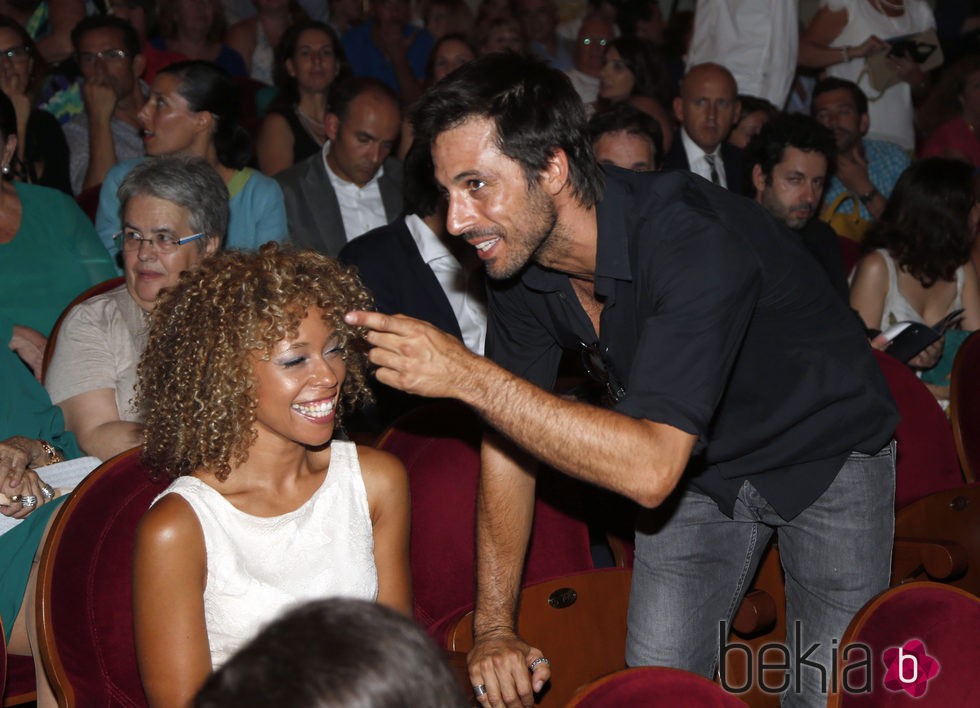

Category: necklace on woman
[294, 105, 327, 146]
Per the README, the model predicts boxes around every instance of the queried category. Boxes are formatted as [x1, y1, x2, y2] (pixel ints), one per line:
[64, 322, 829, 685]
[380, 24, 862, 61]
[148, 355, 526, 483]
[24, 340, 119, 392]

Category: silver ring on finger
[528, 657, 550, 672]
[473, 684, 487, 698]
[39, 482, 55, 500]
[20, 494, 38, 509]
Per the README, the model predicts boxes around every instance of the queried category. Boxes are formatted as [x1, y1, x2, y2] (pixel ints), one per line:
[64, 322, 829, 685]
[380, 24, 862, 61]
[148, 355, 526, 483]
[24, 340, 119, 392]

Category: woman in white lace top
[132, 244, 411, 706]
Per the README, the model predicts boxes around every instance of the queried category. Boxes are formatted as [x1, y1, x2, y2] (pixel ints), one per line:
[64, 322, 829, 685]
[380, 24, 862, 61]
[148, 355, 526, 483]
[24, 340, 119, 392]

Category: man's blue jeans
[625, 443, 895, 707]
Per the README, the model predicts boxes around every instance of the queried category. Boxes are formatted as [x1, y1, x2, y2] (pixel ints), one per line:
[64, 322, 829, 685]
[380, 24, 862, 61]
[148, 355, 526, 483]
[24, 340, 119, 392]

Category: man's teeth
[475, 238, 499, 252]
[292, 400, 335, 417]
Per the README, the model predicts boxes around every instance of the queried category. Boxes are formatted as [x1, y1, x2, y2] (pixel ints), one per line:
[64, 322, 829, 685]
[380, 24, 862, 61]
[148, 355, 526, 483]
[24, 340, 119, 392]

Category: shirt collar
[322, 141, 385, 191]
[680, 127, 721, 163]
[519, 169, 633, 294]
[405, 213, 451, 265]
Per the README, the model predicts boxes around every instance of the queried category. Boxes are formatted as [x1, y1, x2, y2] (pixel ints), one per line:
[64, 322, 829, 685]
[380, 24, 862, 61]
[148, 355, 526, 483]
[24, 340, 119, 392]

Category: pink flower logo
[882, 640, 940, 697]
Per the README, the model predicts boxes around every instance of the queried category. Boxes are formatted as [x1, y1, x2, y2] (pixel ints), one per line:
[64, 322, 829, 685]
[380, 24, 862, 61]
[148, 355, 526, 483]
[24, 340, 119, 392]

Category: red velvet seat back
[833, 582, 980, 706]
[37, 448, 168, 707]
[951, 331, 980, 482]
[838, 236, 861, 278]
[568, 667, 748, 707]
[377, 402, 593, 643]
[872, 351, 964, 509]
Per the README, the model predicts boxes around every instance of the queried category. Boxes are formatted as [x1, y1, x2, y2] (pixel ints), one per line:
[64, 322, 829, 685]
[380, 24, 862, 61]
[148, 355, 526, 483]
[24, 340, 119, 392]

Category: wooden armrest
[731, 589, 777, 637]
[892, 537, 968, 583]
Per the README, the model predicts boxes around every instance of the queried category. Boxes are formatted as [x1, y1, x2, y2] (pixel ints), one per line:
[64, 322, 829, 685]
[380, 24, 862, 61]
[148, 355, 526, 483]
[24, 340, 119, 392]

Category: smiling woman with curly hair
[131, 243, 410, 707]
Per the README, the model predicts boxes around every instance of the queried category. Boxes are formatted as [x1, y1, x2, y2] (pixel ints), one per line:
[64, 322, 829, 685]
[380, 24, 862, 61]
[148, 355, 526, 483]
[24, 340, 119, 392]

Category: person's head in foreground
[116, 155, 226, 311]
[411, 52, 604, 281]
[194, 598, 468, 708]
[136, 243, 374, 480]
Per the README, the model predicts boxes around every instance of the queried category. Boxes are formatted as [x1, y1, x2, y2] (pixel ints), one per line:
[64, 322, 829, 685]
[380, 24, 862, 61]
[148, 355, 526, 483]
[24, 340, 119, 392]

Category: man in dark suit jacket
[339, 142, 486, 430]
[276, 77, 404, 256]
[664, 62, 749, 195]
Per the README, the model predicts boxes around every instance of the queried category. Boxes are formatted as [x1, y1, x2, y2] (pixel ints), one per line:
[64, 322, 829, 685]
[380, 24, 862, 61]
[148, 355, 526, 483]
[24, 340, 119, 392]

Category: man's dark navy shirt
[485, 168, 898, 520]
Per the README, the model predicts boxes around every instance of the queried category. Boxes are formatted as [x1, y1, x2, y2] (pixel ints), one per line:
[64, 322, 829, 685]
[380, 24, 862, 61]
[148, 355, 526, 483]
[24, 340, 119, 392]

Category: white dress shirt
[405, 214, 487, 356]
[680, 129, 728, 188]
[323, 145, 389, 242]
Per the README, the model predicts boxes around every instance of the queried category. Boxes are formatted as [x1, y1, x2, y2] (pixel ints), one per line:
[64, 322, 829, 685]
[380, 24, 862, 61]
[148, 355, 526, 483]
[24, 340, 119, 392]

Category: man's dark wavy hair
[411, 52, 604, 208]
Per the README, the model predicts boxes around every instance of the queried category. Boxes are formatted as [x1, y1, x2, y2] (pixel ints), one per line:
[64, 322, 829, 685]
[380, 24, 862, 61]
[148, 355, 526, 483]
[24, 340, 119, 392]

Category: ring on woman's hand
[19, 494, 38, 508]
[39, 482, 55, 500]
[528, 657, 550, 672]
[473, 684, 487, 698]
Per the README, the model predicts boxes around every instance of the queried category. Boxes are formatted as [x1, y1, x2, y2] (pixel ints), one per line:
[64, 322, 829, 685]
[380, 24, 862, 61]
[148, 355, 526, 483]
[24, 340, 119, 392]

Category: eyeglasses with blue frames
[579, 341, 625, 406]
[0, 45, 30, 63]
[112, 229, 207, 253]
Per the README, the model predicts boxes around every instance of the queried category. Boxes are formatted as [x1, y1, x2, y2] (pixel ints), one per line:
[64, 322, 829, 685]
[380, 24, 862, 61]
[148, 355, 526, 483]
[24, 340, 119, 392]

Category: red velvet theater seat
[376, 401, 595, 645]
[568, 666, 748, 707]
[829, 582, 980, 707]
[36, 447, 168, 707]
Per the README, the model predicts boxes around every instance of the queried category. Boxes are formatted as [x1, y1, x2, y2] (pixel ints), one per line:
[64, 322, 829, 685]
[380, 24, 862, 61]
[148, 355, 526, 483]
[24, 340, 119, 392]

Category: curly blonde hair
[136, 244, 375, 481]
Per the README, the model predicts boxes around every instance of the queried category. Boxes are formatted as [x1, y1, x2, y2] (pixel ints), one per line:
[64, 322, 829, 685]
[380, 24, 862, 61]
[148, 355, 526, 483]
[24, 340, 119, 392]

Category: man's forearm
[455, 356, 694, 508]
[472, 434, 538, 637]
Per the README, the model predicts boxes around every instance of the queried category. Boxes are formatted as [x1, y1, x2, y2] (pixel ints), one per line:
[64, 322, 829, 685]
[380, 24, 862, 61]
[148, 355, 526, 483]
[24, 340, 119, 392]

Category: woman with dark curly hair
[851, 157, 980, 380]
[132, 243, 411, 706]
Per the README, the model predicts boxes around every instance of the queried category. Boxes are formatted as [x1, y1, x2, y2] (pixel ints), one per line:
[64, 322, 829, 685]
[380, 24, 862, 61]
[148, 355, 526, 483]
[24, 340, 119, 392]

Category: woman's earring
[1, 163, 10, 176]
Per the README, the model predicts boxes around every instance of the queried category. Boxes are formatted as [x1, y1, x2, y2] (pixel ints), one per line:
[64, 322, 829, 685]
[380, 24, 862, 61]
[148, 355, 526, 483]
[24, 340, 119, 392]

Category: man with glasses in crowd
[63, 15, 147, 195]
[347, 53, 899, 708]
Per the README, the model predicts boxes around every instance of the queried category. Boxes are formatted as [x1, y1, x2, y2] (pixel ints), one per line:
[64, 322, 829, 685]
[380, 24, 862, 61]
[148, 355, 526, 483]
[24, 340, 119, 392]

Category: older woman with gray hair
[45, 156, 227, 460]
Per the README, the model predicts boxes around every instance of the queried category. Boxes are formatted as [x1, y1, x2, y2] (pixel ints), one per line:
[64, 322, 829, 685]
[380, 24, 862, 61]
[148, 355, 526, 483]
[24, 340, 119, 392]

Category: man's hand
[850, 34, 889, 59]
[835, 149, 872, 195]
[468, 630, 551, 708]
[9, 325, 47, 380]
[344, 311, 479, 399]
[82, 75, 119, 125]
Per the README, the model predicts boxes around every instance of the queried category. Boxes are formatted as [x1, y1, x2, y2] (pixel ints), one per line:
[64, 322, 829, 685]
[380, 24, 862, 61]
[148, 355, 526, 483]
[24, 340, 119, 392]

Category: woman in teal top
[0, 92, 116, 382]
[95, 60, 287, 259]
[0, 315, 83, 661]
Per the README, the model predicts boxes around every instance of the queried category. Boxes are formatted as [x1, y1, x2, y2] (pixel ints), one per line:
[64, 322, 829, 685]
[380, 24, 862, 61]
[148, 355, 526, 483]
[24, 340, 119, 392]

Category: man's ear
[325, 113, 341, 142]
[541, 147, 570, 197]
[204, 235, 220, 256]
[751, 163, 767, 197]
[672, 96, 684, 124]
[859, 112, 870, 136]
[732, 99, 742, 128]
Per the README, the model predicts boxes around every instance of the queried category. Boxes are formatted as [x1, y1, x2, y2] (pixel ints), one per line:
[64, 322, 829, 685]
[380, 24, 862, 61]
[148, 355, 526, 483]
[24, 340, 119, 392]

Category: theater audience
[0, 90, 115, 372]
[195, 598, 467, 708]
[62, 14, 147, 195]
[226, 0, 297, 86]
[596, 36, 674, 152]
[328, 0, 364, 37]
[153, 0, 248, 77]
[664, 62, 748, 194]
[518, 0, 571, 70]
[426, 31, 475, 83]
[276, 77, 402, 256]
[850, 158, 980, 392]
[0, 15, 70, 193]
[475, 15, 524, 56]
[96, 60, 287, 257]
[812, 77, 909, 222]
[47, 156, 223, 461]
[256, 20, 345, 176]
[132, 244, 410, 705]
[589, 102, 663, 172]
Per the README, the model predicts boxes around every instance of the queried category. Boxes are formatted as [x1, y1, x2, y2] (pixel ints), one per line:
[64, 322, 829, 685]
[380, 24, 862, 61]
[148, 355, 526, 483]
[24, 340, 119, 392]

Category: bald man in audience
[664, 62, 748, 194]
